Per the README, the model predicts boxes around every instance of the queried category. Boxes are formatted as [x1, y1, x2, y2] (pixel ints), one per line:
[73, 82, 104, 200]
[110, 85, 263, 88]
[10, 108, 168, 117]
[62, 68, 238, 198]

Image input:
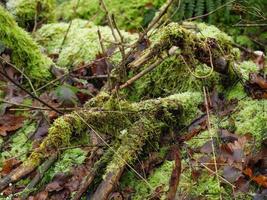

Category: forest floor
[0, 0, 266, 200]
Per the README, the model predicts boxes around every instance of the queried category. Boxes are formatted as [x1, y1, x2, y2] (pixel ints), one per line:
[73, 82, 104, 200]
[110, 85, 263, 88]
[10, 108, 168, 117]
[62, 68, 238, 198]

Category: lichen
[0, 5, 53, 81]
[56, 0, 165, 30]
[35, 19, 137, 68]
[6, 0, 56, 29]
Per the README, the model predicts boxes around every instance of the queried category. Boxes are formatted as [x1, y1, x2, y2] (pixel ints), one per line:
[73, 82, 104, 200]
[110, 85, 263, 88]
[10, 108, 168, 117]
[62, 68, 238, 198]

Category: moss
[0, 5, 53, 81]
[35, 19, 137, 68]
[232, 98, 267, 142]
[130, 56, 219, 101]
[0, 122, 35, 166]
[56, 0, 165, 30]
[127, 22, 238, 101]
[104, 117, 164, 175]
[120, 160, 174, 200]
[178, 167, 229, 200]
[225, 82, 246, 101]
[237, 60, 259, 80]
[6, 0, 56, 29]
[21, 92, 202, 175]
[42, 148, 86, 183]
[39, 116, 78, 153]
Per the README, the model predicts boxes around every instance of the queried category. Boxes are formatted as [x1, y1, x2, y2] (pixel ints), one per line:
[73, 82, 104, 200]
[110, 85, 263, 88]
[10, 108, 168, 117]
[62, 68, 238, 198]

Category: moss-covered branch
[0, 92, 202, 191]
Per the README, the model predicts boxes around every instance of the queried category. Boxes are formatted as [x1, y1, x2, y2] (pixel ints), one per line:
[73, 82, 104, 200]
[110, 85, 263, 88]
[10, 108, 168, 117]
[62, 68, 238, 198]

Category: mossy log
[0, 92, 202, 194]
[0, 5, 54, 82]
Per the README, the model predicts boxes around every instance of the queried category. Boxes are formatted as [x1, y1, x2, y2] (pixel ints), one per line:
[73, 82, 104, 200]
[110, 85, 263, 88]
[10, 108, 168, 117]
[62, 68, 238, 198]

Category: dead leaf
[0, 114, 25, 136]
[1, 158, 21, 175]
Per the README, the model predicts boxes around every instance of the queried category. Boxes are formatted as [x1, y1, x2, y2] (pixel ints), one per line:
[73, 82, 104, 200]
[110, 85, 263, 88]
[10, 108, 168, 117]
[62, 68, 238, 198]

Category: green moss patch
[35, 19, 137, 68]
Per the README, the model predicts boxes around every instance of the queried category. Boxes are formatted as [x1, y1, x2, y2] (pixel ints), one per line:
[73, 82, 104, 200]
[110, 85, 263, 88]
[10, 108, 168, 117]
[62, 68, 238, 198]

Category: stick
[0, 68, 63, 114]
[21, 154, 58, 199]
[115, 58, 164, 92]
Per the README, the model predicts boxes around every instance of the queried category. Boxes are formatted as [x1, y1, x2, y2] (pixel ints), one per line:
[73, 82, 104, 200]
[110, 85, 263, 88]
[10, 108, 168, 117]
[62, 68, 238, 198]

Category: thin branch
[58, 0, 81, 54]
[97, 28, 106, 54]
[203, 87, 222, 200]
[0, 56, 37, 96]
[233, 23, 267, 27]
[115, 57, 164, 92]
[0, 68, 63, 114]
[187, 0, 236, 21]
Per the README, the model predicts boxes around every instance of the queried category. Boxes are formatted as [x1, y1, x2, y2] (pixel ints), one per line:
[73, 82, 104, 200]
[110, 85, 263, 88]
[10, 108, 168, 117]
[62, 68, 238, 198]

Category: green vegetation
[6, 0, 56, 30]
[56, 0, 165, 30]
[35, 19, 137, 68]
[0, 5, 53, 81]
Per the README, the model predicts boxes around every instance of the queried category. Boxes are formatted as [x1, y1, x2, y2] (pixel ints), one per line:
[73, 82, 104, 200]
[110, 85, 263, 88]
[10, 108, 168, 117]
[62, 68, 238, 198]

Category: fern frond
[185, 0, 196, 19]
[195, 0, 205, 17]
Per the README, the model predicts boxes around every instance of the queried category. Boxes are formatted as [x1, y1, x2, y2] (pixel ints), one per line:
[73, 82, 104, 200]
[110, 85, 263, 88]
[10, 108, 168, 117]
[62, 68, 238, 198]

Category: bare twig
[115, 57, 164, 92]
[203, 87, 222, 200]
[187, 0, 236, 21]
[0, 68, 63, 114]
[21, 154, 58, 200]
[97, 28, 106, 54]
[0, 56, 37, 96]
[233, 23, 267, 27]
[58, 0, 81, 54]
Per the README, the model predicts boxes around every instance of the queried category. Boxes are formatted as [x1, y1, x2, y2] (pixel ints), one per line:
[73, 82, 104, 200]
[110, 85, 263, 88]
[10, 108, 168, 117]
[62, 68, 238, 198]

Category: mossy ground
[35, 19, 137, 69]
[0, 121, 36, 169]
[0, 3, 266, 198]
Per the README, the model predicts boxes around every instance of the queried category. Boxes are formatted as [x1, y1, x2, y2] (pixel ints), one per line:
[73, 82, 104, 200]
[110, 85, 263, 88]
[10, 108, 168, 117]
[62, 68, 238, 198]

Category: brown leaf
[1, 158, 21, 175]
[32, 191, 49, 200]
[0, 114, 25, 136]
[200, 140, 214, 154]
[243, 168, 267, 188]
[249, 73, 267, 89]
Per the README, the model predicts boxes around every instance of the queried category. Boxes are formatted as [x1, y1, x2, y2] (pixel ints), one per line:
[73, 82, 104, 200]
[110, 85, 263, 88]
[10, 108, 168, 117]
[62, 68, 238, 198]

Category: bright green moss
[130, 56, 220, 101]
[0, 5, 53, 81]
[120, 160, 174, 200]
[195, 22, 233, 43]
[56, 0, 165, 30]
[43, 148, 86, 183]
[237, 60, 259, 80]
[6, 0, 56, 29]
[127, 22, 238, 101]
[39, 116, 77, 153]
[233, 98, 267, 142]
[0, 122, 36, 165]
[225, 82, 246, 101]
[35, 19, 137, 68]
